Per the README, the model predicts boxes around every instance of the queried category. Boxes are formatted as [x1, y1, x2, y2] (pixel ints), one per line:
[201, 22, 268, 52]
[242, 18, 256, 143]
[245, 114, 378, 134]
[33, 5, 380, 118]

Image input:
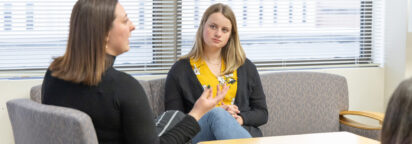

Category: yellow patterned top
[190, 58, 238, 106]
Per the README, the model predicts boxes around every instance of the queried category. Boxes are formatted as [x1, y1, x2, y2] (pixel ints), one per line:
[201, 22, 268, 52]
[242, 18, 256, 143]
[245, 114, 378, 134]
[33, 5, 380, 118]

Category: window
[180, 0, 384, 69]
[0, 0, 383, 72]
[0, 0, 154, 71]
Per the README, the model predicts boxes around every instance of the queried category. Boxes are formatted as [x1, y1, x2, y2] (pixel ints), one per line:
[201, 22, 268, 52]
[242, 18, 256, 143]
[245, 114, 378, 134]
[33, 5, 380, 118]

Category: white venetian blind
[0, 0, 384, 72]
[0, 0, 159, 71]
[0, 0, 75, 70]
[179, 0, 384, 69]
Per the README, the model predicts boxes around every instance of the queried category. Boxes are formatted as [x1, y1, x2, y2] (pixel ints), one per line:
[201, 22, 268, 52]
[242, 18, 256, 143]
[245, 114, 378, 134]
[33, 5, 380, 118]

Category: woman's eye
[210, 25, 216, 29]
[222, 28, 229, 33]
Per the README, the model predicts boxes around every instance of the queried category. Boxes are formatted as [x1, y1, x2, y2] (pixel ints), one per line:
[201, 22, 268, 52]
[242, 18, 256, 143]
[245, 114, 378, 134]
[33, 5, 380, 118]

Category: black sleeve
[164, 64, 185, 112]
[238, 61, 268, 127]
[116, 72, 199, 144]
[160, 115, 200, 144]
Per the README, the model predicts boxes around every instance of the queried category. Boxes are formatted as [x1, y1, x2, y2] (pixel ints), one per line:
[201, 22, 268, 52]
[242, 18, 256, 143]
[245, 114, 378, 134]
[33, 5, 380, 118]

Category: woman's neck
[203, 46, 222, 64]
[203, 46, 222, 77]
[105, 54, 116, 69]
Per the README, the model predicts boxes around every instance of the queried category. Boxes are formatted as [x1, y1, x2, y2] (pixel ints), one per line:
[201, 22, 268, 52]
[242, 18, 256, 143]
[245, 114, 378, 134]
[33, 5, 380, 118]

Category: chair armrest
[339, 111, 384, 130]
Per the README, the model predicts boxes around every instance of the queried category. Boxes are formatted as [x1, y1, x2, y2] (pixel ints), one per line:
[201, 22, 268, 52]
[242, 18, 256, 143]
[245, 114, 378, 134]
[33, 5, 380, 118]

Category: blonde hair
[49, 0, 117, 86]
[181, 3, 246, 75]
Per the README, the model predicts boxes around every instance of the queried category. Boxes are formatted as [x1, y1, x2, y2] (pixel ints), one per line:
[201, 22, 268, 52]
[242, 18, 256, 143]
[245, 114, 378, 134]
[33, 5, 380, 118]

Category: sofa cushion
[259, 72, 348, 136]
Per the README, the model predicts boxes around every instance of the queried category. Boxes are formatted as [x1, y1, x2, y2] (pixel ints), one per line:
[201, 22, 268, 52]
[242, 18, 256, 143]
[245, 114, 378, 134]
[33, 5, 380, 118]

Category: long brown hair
[49, 0, 117, 86]
[181, 3, 246, 75]
[381, 78, 412, 144]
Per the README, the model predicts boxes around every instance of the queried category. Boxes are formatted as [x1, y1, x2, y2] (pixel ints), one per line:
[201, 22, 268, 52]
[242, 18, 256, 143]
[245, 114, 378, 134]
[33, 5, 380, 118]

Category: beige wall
[383, 0, 409, 109]
[0, 67, 384, 144]
[405, 33, 412, 78]
[408, 0, 412, 79]
[407, 0, 412, 78]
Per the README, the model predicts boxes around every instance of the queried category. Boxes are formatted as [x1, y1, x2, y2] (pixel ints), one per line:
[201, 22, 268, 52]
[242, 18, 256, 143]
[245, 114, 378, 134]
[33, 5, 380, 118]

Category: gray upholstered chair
[258, 72, 383, 140]
[7, 99, 98, 144]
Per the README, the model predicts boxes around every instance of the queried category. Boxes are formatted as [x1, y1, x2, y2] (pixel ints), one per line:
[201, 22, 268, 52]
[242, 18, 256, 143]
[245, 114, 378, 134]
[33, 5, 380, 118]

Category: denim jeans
[191, 107, 252, 144]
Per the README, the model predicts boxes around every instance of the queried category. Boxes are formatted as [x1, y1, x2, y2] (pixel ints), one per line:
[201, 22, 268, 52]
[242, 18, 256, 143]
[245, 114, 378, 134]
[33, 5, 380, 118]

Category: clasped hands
[220, 102, 243, 125]
[189, 84, 243, 125]
[213, 84, 244, 125]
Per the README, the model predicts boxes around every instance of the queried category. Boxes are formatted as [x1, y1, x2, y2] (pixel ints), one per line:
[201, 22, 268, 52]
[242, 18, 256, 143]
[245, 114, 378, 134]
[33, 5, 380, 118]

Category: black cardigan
[165, 58, 268, 137]
[42, 56, 200, 144]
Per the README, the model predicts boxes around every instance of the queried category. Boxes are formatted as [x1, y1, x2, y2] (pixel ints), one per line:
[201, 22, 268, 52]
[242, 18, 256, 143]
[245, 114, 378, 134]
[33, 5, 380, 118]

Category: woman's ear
[105, 34, 112, 55]
[105, 34, 110, 49]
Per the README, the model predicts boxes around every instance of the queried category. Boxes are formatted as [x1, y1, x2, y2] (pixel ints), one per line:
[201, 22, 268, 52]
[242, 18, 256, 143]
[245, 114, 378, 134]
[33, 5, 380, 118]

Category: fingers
[221, 84, 229, 94]
[200, 87, 212, 99]
[233, 114, 240, 119]
[221, 103, 241, 115]
[230, 105, 240, 113]
[217, 84, 221, 94]
[226, 105, 240, 114]
[209, 87, 213, 98]
[228, 110, 237, 115]
[232, 105, 239, 110]
[220, 103, 229, 111]
[215, 84, 229, 102]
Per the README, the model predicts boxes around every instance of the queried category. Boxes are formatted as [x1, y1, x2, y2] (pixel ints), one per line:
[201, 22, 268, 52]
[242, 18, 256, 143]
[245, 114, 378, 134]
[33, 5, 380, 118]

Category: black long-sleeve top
[42, 56, 200, 144]
[165, 58, 268, 137]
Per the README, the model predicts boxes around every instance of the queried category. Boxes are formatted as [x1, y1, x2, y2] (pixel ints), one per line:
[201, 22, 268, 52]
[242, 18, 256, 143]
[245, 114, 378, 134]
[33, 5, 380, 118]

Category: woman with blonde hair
[165, 3, 268, 142]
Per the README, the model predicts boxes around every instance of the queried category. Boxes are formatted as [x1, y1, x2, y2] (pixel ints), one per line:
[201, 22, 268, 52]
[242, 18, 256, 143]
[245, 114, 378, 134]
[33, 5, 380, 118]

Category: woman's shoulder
[240, 58, 256, 70]
[173, 58, 190, 67]
[107, 68, 139, 86]
[44, 69, 52, 78]
[169, 58, 191, 73]
[42, 69, 55, 85]
[43, 69, 67, 83]
[244, 58, 253, 65]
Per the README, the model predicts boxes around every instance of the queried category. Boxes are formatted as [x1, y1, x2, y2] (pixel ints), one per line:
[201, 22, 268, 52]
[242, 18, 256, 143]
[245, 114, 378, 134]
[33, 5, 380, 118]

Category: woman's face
[106, 3, 135, 56]
[202, 12, 232, 51]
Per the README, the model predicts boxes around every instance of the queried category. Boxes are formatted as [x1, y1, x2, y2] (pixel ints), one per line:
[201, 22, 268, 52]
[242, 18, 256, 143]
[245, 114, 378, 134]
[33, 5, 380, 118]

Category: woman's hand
[221, 103, 244, 125]
[220, 103, 240, 116]
[233, 114, 244, 125]
[188, 84, 229, 121]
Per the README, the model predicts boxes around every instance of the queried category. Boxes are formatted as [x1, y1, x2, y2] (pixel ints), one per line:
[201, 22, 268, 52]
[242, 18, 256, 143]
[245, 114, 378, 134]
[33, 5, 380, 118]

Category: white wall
[0, 67, 384, 144]
[406, 32, 412, 78]
[408, 0, 412, 79]
[384, 0, 409, 109]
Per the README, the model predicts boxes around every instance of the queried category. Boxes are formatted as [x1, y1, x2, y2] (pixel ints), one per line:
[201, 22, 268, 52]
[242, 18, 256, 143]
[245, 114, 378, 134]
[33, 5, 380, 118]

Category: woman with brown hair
[165, 3, 268, 142]
[381, 78, 412, 144]
[41, 0, 228, 143]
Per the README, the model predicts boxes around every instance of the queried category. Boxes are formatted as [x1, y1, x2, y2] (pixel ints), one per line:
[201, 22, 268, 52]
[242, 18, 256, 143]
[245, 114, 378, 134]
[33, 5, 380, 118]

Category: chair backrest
[29, 80, 155, 118]
[259, 71, 349, 136]
[147, 78, 167, 117]
[7, 99, 98, 144]
[30, 80, 152, 104]
[30, 85, 41, 103]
